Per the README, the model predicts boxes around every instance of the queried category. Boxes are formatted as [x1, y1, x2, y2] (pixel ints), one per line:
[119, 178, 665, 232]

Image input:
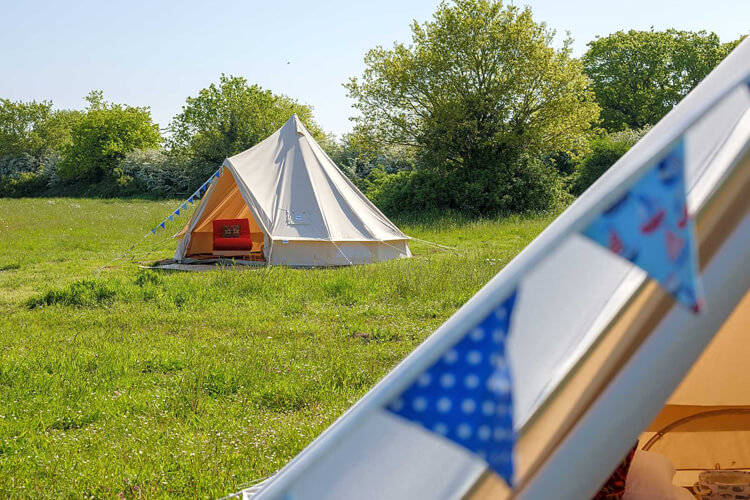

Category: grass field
[0, 198, 553, 498]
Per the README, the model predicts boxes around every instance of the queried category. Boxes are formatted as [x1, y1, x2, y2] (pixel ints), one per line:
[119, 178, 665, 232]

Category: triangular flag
[168, 215, 174, 222]
[387, 290, 518, 486]
[181, 203, 187, 211]
[582, 139, 703, 312]
[175, 208, 180, 217]
[188, 196, 195, 204]
[214, 171, 221, 179]
[151, 228, 157, 234]
[160, 222, 165, 229]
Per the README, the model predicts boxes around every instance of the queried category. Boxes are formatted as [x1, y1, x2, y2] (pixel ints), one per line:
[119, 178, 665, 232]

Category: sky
[1, 0, 748, 137]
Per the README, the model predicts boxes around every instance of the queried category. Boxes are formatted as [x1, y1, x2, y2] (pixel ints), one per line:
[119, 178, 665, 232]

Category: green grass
[0, 198, 553, 498]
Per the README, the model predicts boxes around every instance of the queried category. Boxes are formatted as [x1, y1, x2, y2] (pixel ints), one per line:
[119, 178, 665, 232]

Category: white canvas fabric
[243, 39, 750, 500]
[174, 115, 410, 266]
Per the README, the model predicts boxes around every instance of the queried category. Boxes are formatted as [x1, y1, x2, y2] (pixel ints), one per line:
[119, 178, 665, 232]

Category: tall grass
[0, 198, 553, 497]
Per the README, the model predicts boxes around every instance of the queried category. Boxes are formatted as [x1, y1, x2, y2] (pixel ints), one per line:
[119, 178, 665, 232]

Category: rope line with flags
[148, 167, 223, 235]
[93, 167, 223, 273]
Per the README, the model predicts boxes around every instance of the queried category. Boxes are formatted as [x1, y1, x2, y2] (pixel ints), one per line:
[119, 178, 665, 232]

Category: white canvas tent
[240, 37, 750, 500]
[174, 115, 410, 267]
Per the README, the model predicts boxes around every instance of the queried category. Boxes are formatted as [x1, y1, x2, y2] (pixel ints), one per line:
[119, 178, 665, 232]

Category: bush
[0, 153, 61, 197]
[571, 127, 651, 195]
[365, 169, 450, 215]
[117, 149, 194, 196]
[364, 153, 570, 216]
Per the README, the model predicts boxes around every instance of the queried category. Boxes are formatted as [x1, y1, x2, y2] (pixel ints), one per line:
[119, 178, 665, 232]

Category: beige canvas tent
[238, 38, 750, 500]
[174, 115, 410, 267]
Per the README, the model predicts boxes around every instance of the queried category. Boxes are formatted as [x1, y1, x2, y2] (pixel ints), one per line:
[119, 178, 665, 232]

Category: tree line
[0, 0, 744, 216]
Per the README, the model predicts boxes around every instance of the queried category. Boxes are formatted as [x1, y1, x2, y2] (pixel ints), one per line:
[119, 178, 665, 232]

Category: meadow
[0, 198, 553, 498]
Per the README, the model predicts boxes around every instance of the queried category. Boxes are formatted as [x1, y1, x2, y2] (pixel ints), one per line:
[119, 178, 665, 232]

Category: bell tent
[174, 114, 410, 267]
[238, 38, 750, 499]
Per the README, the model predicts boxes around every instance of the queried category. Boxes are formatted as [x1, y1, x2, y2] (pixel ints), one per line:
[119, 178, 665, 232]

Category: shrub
[364, 153, 570, 216]
[571, 126, 651, 195]
[117, 149, 193, 196]
[0, 153, 61, 197]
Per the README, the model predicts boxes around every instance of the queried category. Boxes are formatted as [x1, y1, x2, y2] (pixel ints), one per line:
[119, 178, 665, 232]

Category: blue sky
[1, 0, 748, 136]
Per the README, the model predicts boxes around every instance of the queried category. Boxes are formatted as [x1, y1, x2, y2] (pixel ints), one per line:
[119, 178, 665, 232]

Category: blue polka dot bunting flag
[582, 139, 703, 312]
[387, 291, 518, 486]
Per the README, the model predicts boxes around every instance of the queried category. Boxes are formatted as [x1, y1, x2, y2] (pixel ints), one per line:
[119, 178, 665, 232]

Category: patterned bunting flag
[181, 203, 187, 211]
[387, 291, 518, 486]
[582, 139, 703, 312]
[168, 215, 174, 222]
[151, 228, 157, 234]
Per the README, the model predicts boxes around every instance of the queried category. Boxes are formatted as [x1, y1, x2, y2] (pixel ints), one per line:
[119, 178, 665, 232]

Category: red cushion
[212, 219, 253, 251]
[213, 236, 253, 250]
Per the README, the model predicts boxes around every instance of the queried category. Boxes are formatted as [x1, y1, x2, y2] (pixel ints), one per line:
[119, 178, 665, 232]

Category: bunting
[147, 167, 222, 235]
[581, 139, 703, 312]
[387, 291, 518, 486]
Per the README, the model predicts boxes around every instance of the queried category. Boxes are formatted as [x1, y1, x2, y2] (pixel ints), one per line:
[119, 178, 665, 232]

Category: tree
[583, 29, 744, 131]
[344, 0, 598, 213]
[0, 99, 53, 158]
[0, 99, 85, 161]
[57, 92, 161, 182]
[168, 75, 324, 165]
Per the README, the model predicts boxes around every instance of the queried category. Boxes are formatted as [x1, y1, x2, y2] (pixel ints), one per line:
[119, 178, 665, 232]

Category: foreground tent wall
[511, 150, 750, 499]
[244, 39, 750, 500]
[175, 115, 411, 266]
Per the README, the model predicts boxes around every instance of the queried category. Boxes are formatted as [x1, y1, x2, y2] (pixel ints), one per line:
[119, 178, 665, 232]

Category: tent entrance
[639, 287, 750, 487]
[183, 170, 266, 261]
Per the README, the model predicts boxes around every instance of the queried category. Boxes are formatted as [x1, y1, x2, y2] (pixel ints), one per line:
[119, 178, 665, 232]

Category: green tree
[0, 99, 84, 160]
[0, 99, 53, 157]
[168, 75, 323, 165]
[583, 29, 744, 131]
[345, 0, 598, 213]
[57, 92, 161, 182]
[35, 109, 85, 154]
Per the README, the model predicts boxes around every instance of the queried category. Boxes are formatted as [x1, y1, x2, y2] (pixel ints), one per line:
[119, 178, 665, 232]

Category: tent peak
[286, 113, 305, 135]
